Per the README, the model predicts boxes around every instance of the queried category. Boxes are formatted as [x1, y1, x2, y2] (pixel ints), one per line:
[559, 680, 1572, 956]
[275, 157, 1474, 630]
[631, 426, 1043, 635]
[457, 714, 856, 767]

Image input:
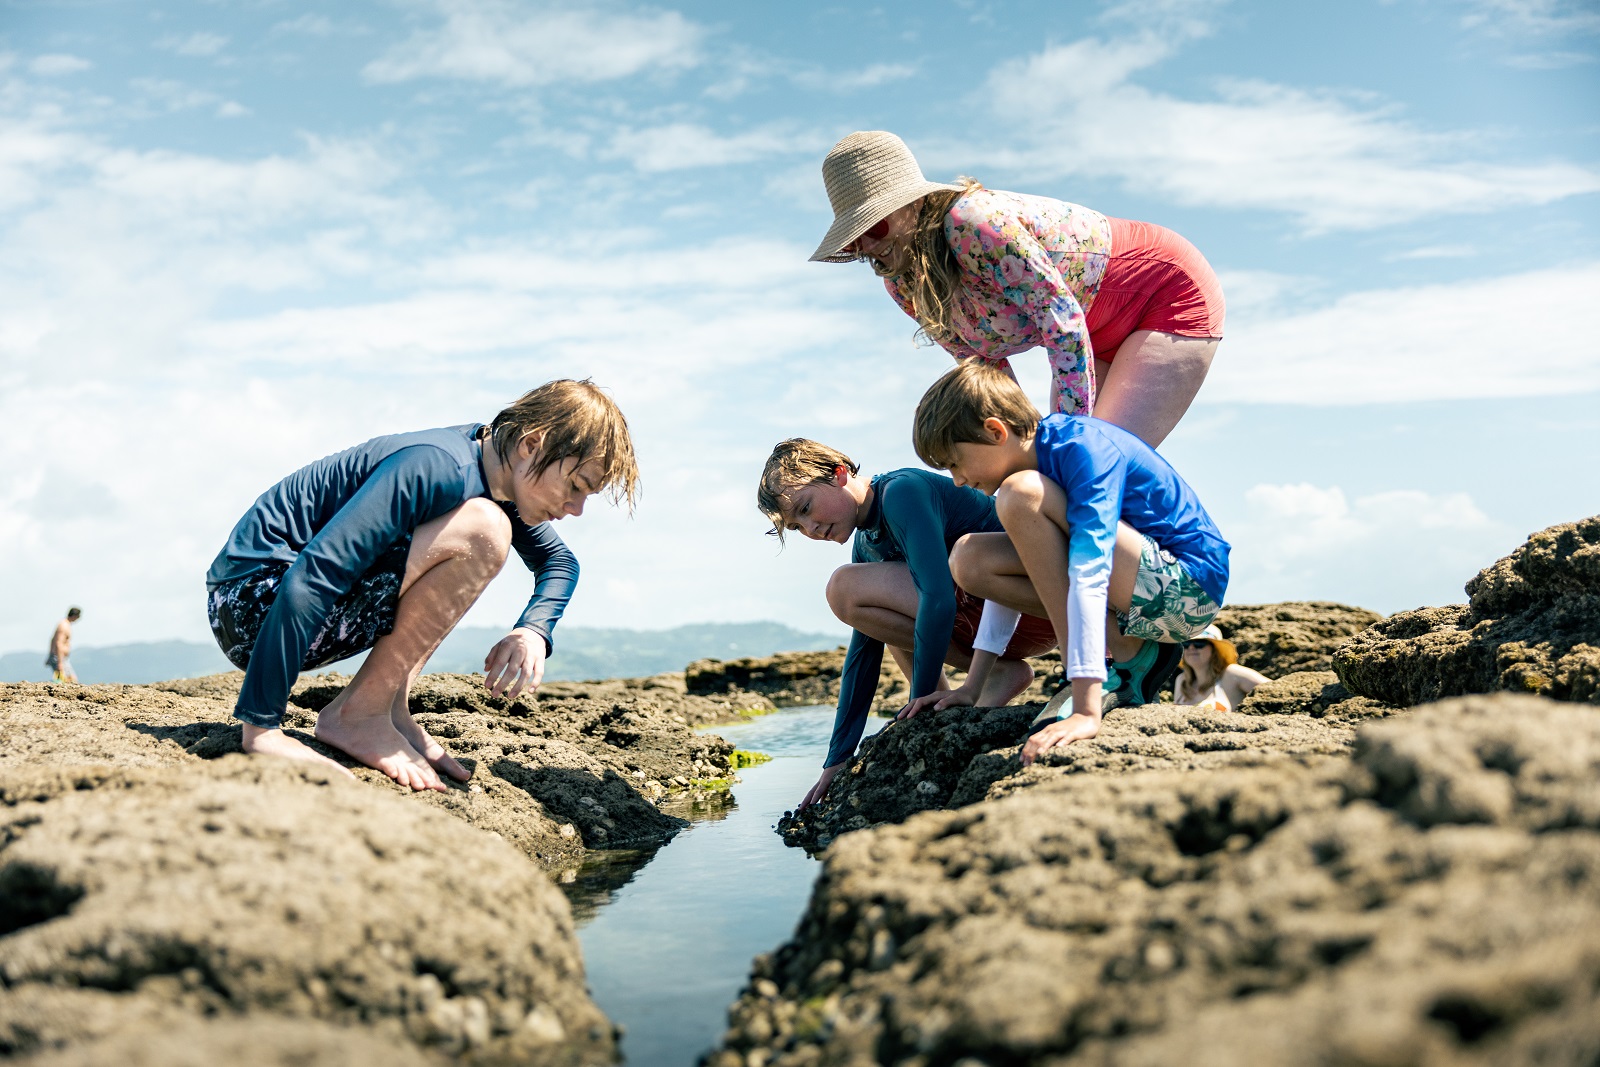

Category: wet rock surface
[0, 759, 613, 1065]
[711, 695, 1600, 1067]
[687, 648, 916, 712]
[1336, 517, 1600, 706]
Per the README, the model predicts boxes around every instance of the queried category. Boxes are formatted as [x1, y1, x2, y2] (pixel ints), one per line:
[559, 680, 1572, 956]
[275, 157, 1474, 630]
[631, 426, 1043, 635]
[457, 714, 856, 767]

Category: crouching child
[912, 362, 1230, 766]
[206, 379, 639, 791]
[756, 438, 1056, 809]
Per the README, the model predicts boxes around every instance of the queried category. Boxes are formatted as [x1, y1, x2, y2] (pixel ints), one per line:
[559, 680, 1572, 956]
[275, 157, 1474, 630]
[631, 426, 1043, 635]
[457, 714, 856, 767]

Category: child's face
[514, 447, 604, 524]
[782, 478, 859, 543]
[945, 439, 1024, 496]
[1181, 640, 1214, 672]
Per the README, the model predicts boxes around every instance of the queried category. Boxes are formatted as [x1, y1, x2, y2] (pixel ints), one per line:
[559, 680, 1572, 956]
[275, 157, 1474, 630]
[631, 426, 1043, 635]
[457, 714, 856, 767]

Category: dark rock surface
[686, 648, 910, 711]
[710, 695, 1600, 1067]
[1213, 601, 1386, 676]
[1336, 517, 1600, 706]
[0, 759, 613, 1065]
[776, 693, 1383, 852]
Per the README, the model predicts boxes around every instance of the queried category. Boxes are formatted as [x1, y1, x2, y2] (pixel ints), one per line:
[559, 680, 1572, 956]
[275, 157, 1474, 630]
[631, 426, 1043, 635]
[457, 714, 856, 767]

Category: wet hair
[912, 360, 1041, 470]
[66, 607, 81, 621]
[488, 379, 640, 511]
[879, 177, 984, 348]
[756, 438, 859, 542]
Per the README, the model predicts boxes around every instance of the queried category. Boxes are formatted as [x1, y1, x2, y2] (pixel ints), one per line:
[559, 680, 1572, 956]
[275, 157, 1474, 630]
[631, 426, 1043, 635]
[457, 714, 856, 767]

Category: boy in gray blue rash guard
[757, 439, 1056, 810]
[206, 379, 639, 792]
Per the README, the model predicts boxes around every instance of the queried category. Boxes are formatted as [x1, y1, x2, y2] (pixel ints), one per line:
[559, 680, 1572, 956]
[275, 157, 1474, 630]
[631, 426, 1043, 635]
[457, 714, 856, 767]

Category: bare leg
[316, 499, 510, 792]
[950, 532, 1046, 616]
[993, 473, 1148, 667]
[1091, 331, 1219, 448]
[827, 562, 965, 686]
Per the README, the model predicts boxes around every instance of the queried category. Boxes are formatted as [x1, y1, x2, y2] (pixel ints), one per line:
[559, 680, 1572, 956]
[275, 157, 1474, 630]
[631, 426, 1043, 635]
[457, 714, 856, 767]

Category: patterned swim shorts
[207, 535, 413, 672]
[1115, 533, 1220, 643]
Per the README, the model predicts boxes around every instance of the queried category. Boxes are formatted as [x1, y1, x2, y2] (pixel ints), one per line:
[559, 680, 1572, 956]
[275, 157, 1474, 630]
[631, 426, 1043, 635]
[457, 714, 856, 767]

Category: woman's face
[846, 199, 923, 277]
[1181, 640, 1215, 676]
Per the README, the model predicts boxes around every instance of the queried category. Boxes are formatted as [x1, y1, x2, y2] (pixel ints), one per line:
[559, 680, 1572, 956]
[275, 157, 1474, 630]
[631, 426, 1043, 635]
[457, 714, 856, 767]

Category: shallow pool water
[562, 705, 885, 1066]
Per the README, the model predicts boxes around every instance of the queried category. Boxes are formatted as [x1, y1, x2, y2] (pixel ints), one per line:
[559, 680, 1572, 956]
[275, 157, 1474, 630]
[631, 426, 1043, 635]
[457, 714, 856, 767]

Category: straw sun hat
[1191, 624, 1239, 667]
[809, 131, 961, 263]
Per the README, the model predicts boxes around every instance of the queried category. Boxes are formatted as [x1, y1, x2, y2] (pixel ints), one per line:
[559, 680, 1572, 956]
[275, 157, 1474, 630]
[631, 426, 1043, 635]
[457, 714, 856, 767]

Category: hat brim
[808, 179, 964, 263]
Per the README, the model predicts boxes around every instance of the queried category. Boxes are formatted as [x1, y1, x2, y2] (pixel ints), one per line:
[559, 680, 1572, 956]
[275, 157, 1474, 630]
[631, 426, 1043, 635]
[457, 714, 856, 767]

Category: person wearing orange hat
[811, 130, 1224, 449]
[1172, 625, 1268, 712]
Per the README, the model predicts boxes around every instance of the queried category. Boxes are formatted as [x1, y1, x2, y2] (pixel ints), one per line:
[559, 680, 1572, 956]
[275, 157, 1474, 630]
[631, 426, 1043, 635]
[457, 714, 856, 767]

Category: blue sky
[1, 0, 1596, 654]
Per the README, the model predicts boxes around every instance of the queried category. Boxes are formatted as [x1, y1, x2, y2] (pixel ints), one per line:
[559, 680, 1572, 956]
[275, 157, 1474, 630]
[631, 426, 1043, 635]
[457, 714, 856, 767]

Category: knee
[994, 471, 1046, 524]
[825, 565, 861, 623]
[949, 534, 979, 589]
[457, 498, 513, 564]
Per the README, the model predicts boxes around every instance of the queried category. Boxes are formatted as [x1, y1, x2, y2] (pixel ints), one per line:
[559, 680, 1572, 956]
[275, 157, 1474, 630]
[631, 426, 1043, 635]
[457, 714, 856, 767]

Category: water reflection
[561, 791, 736, 922]
[562, 705, 885, 1066]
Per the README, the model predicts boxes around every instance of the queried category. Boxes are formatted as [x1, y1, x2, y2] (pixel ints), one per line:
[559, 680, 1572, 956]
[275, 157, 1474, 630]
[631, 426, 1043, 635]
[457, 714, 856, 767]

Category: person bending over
[46, 606, 80, 683]
[756, 438, 1054, 809]
[207, 379, 639, 792]
[911, 361, 1230, 765]
[1173, 625, 1266, 712]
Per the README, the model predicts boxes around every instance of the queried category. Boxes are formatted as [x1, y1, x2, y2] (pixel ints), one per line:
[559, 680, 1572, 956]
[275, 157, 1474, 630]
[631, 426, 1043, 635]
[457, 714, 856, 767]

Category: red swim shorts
[1085, 217, 1226, 364]
[950, 586, 1057, 660]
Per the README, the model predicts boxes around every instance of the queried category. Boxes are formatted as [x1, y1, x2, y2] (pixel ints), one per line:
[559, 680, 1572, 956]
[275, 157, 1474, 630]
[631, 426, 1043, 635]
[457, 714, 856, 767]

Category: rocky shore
[0, 666, 769, 1063]
[708, 518, 1600, 1066]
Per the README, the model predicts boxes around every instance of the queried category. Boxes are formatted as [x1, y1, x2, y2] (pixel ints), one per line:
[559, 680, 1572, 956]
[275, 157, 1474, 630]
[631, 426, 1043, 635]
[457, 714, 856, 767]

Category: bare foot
[315, 704, 445, 792]
[392, 702, 471, 782]
[241, 724, 355, 780]
[975, 658, 1039, 707]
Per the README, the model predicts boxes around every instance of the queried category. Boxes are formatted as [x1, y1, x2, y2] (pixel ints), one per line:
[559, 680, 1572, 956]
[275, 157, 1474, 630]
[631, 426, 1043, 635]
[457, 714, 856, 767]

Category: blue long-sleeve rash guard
[823, 468, 1004, 769]
[206, 423, 578, 727]
[1033, 415, 1229, 682]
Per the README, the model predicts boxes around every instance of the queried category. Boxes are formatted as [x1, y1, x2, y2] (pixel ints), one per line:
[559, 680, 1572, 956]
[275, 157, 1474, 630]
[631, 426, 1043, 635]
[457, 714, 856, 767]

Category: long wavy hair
[878, 176, 983, 346]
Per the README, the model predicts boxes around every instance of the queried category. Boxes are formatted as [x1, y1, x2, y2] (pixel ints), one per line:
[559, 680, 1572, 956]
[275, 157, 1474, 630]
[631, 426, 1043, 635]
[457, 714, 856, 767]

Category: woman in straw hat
[812, 131, 1224, 447]
[1172, 624, 1268, 712]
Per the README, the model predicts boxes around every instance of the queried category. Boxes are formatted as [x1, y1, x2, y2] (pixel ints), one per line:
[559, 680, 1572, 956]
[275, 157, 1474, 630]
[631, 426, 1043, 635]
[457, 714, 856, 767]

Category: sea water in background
[564, 705, 888, 1066]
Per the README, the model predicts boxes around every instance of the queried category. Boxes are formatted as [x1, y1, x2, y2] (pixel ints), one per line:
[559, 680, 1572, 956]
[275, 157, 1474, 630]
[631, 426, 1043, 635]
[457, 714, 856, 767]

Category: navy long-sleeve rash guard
[206, 424, 578, 727]
[823, 468, 1004, 768]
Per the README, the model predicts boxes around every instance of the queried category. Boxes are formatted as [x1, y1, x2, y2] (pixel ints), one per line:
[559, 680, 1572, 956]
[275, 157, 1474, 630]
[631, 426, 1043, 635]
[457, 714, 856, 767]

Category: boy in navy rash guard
[206, 379, 639, 792]
[913, 361, 1230, 767]
[757, 439, 1056, 809]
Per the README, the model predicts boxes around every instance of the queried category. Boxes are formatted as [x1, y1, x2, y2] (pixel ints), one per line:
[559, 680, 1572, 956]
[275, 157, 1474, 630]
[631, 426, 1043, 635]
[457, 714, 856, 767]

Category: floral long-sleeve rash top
[885, 189, 1113, 416]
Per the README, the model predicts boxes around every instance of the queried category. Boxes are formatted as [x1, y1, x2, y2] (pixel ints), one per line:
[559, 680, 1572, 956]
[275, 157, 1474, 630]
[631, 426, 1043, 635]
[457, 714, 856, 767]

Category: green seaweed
[729, 749, 773, 769]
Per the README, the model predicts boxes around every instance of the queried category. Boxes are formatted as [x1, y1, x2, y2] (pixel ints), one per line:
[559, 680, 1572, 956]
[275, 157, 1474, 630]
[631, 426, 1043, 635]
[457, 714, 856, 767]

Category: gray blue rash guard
[823, 468, 1004, 769]
[1034, 414, 1229, 682]
[207, 423, 578, 726]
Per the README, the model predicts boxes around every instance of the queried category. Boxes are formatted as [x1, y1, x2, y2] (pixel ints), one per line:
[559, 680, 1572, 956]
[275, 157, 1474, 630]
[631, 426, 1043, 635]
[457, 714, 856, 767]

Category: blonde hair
[489, 379, 640, 510]
[883, 177, 984, 347]
[757, 438, 860, 542]
[912, 361, 1041, 470]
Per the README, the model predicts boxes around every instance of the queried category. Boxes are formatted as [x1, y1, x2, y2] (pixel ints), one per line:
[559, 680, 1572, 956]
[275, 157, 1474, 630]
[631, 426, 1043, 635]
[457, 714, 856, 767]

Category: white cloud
[1386, 244, 1477, 261]
[971, 33, 1600, 232]
[1203, 262, 1600, 403]
[1222, 483, 1517, 612]
[603, 123, 820, 172]
[29, 54, 92, 77]
[1461, 0, 1600, 37]
[790, 62, 918, 92]
[128, 77, 248, 118]
[157, 32, 230, 58]
[364, 0, 702, 87]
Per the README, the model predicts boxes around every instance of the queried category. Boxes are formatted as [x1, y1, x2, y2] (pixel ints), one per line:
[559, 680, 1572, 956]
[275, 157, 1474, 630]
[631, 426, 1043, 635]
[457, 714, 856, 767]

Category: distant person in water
[46, 607, 80, 683]
[1172, 625, 1267, 712]
[757, 438, 1056, 810]
[206, 379, 639, 792]
[912, 361, 1230, 767]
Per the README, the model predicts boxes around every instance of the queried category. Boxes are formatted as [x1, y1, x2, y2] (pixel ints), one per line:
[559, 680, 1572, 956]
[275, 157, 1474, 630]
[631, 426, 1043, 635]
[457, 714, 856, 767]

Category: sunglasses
[848, 218, 891, 251]
[1183, 640, 1213, 649]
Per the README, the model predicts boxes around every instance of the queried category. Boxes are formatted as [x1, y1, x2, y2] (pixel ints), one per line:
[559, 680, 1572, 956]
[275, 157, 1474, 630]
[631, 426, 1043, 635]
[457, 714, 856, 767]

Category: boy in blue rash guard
[206, 379, 640, 792]
[912, 361, 1230, 767]
[757, 438, 1057, 809]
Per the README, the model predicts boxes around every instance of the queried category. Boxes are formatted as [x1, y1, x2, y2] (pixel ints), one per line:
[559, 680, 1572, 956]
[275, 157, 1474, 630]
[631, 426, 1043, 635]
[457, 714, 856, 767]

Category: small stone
[1144, 940, 1178, 973]
[754, 978, 780, 998]
[558, 823, 577, 839]
[559, 869, 577, 884]
[916, 780, 939, 796]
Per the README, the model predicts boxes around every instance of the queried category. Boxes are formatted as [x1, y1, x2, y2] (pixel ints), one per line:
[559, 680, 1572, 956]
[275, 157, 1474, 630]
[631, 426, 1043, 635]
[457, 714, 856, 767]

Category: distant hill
[0, 622, 846, 686]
